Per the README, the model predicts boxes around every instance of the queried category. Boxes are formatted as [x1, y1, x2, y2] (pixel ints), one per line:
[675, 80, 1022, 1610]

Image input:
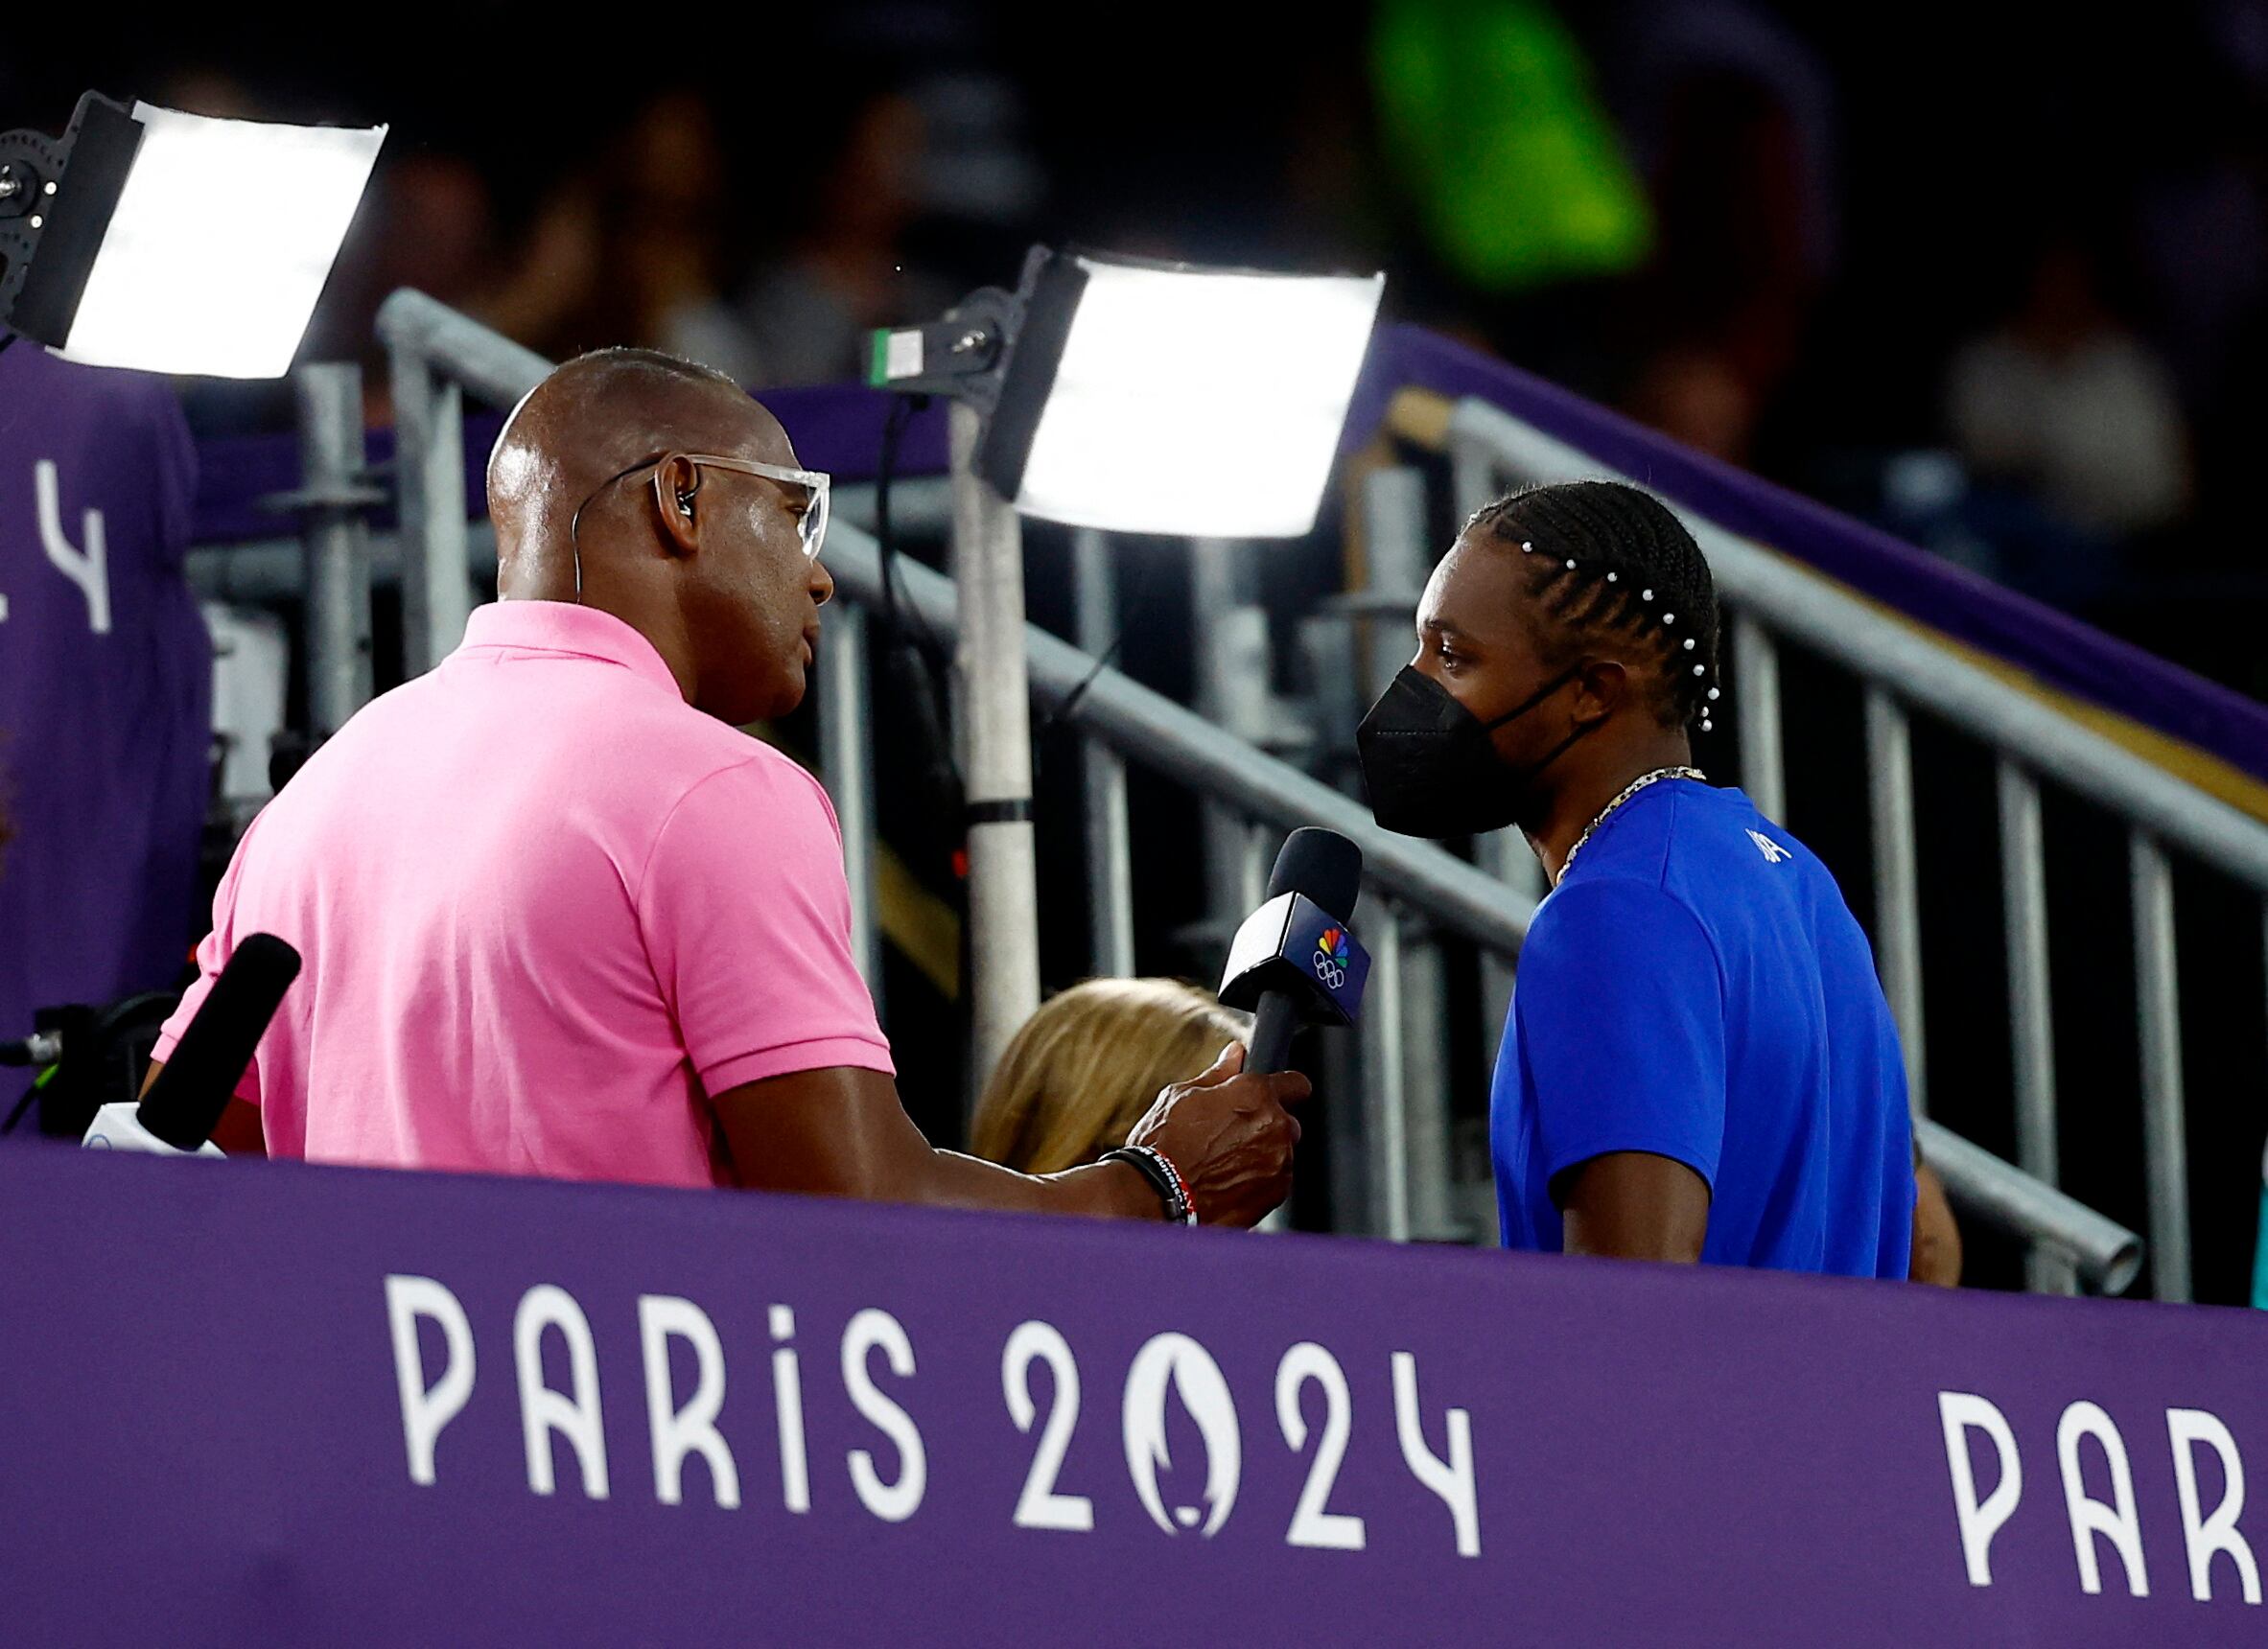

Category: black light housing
[0, 92, 385, 377]
[0, 93, 142, 350]
[871, 244, 1384, 538]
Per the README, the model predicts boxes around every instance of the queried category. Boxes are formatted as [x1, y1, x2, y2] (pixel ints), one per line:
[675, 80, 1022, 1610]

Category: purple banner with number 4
[2, 1148, 2263, 1645]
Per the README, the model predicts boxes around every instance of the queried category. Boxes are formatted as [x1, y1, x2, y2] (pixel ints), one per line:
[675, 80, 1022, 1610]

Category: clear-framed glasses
[676, 453, 831, 561]
[570, 451, 832, 575]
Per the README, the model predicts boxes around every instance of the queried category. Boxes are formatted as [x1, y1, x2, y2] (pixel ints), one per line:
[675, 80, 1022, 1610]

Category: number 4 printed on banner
[1394, 1351, 1481, 1557]
[35, 460, 110, 635]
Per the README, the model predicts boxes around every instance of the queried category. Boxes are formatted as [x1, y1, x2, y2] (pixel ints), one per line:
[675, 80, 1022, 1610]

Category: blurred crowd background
[13, 0, 2268, 692]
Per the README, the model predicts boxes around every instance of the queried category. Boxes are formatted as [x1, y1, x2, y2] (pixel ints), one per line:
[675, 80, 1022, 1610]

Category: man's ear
[652, 454, 701, 558]
[1571, 657, 1627, 727]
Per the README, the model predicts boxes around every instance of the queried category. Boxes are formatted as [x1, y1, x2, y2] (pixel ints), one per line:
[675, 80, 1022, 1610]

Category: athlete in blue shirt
[1357, 480, 1913, 1275]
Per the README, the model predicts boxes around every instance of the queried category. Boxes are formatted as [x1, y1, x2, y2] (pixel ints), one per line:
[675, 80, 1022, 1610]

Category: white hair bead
[1692, 663, 1705, 676]
[1605, 571, 1618, 583]
[1521, 541, 1534, 552]
[1700, 717, 1714, 732]
[1707, 687, 1720, 701]
[1642, 589, 1654, 601]
[1662, 613, 1675, 624]
[1565, 558, 1577, 569]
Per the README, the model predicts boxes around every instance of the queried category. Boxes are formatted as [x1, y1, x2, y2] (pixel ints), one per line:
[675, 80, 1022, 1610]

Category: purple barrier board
[0, 348, 210, 1057]
[5, 1147, 2263, 1646]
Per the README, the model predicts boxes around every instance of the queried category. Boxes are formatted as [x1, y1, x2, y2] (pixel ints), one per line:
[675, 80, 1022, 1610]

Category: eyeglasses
[675, 453, 831, 562]
[570, 451, 832, 569]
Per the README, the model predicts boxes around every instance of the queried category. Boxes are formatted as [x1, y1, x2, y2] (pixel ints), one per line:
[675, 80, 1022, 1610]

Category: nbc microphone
[82, 933, 301, 1157]
[1218, 828, 1370, 1075]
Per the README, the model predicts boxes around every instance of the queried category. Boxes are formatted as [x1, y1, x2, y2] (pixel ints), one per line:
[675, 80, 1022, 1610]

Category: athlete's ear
[1571, 657, 1627, 727]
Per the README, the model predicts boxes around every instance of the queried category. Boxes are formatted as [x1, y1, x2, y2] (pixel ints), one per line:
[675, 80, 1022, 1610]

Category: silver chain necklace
[1554, 766, 1707, 886]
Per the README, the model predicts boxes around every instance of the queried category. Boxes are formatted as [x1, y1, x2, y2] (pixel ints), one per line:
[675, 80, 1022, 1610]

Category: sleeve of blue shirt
[1516, 877, 1728, 1198]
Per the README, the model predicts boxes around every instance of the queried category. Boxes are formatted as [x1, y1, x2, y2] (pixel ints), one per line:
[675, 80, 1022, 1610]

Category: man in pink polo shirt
[149, 349, 1302, 1225]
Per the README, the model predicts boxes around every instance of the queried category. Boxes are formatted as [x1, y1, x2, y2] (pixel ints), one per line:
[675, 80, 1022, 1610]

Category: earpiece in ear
[676, 490, 695, 519]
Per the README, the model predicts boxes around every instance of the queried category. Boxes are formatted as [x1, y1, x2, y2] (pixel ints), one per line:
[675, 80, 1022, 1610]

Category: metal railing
[197, 292, 2160, 1295]
[379, 291, 547, 677]
[1443, 397, 2268, 1301]
[818, 520, 2139, 1289]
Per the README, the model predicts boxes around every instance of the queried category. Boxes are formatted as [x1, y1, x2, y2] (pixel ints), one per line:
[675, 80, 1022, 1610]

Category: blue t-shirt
[1491, 778, 1914, 1276]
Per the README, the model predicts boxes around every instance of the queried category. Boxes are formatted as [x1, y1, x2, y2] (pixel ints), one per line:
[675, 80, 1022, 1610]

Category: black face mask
[1356, 664, 1586, 839]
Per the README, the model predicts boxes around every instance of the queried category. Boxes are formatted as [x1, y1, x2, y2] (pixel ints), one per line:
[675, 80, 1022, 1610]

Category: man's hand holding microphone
[1102, 827, 1368, 1227]
[1121, 1042, 1308, 1225]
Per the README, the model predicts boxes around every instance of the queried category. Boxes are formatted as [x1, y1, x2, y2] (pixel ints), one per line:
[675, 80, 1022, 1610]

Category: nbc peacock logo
[1314, 927, 1350, 991]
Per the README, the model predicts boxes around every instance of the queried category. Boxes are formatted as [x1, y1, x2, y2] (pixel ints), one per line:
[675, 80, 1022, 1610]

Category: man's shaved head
[487, 348, 833, 725]
[489, 348, 786, 576]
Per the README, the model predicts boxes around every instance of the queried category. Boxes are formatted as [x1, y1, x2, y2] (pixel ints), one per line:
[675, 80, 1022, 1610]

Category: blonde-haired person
[974, 979, 1253, 1174]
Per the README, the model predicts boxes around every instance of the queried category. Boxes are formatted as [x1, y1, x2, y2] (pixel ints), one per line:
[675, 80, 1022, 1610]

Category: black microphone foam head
[137, 933, 302, 1150]
[1266, 827, 1362, 925]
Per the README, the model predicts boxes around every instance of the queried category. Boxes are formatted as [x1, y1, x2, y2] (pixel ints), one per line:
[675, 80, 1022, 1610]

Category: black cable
[875, 396, 913, 629]
[2, 1074, 42, 1135]
[875, 395, 949, 674]
[1039, 550, 1169, 737]
[871, 394, 966, 869]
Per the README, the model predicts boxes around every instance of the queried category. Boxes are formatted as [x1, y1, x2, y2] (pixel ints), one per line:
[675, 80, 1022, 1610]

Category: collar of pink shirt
[454, 600, 685, 700]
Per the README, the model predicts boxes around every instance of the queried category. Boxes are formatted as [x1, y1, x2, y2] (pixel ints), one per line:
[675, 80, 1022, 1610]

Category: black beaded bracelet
[1101, 1145, 1197, 1225]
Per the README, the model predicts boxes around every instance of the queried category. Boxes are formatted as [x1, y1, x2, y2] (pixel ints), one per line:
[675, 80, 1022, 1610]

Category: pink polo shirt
[154, 600, 893, 1187]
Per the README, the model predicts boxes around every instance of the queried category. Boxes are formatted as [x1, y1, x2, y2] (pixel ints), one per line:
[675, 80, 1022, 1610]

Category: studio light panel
[1007, 256, 1385, 539]
[43, 104, 385, 378]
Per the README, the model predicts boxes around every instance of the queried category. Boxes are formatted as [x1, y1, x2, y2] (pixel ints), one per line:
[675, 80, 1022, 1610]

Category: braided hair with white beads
[1464, 480, 1721, 740]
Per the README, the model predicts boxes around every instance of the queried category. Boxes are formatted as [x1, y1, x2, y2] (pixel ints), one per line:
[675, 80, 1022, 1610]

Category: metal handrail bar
[1917, 1119, 2140, 1293]
[376, 289, 550, 407]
